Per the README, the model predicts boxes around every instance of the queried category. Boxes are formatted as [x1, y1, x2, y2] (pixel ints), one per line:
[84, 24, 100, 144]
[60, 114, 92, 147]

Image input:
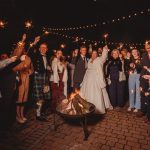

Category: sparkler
[40, 29, 50, 37]
[25, 20, 32, 29]
[75, 37, 79, 42]
[0, 20, 7, 29]
[60, 44, 65, 49]
[104, 33, 109, 44]
[119, 42, 124, 49]
[27, 29, 50, 53]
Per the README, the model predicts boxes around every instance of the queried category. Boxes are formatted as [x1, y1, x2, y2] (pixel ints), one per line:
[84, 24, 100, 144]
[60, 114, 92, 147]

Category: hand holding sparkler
[119, 42, 124, 50]
[103, 45, 110, 52]
[33, 36, 40, 46]
[26, 36, 40, 54]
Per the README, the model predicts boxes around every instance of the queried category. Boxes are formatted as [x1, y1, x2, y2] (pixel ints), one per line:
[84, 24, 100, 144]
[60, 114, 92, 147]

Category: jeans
[128, 73, 141, 109]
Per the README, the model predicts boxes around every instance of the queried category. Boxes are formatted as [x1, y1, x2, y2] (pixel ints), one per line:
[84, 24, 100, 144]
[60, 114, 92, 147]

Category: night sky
[0, 0, 149, 54]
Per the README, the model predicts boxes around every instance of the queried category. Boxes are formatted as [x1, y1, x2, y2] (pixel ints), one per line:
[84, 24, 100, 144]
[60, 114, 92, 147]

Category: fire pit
[55, 89, 96, 140]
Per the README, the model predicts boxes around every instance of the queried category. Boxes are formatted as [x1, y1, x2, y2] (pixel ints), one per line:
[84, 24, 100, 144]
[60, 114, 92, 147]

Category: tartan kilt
[33, 73, 51, 100]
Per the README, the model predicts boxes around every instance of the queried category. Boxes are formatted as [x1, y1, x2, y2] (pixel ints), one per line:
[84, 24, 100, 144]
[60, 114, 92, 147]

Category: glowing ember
[58, 89, 94, 115]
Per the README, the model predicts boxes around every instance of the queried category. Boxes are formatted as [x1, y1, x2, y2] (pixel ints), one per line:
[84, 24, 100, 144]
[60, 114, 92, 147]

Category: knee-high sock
[36, 101, 43, 117]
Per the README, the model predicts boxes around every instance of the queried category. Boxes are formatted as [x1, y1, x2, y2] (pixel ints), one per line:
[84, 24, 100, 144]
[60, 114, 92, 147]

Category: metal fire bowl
[56, 103, 96, 119]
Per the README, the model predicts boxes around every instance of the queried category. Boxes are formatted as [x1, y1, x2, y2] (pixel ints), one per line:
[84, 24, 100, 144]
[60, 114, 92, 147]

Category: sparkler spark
[25, 20, 32, 29]
[0, 20, 6, 29]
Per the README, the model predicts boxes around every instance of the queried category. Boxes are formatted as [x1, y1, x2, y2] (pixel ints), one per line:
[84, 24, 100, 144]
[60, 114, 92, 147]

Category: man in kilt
[30, 37, 51, 121]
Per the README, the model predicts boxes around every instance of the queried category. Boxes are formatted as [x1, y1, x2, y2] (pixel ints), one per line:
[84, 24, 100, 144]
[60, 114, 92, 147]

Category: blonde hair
[111, 49, 120, 57]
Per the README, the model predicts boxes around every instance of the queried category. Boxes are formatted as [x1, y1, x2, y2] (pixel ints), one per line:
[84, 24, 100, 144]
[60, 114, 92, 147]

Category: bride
[80, 46, 113, 114]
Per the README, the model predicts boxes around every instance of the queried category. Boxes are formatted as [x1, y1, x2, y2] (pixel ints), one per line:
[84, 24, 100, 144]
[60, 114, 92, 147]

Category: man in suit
[73, 46, 88, 88]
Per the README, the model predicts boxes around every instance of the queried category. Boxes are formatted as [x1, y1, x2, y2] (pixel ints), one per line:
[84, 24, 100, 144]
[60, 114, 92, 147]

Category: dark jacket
[73, 56, 87, 84]
[106, 58, 122, 80]
[140, 52, 150, 91]
[29, 50, 49, 74]
[141, 52, 150, 76]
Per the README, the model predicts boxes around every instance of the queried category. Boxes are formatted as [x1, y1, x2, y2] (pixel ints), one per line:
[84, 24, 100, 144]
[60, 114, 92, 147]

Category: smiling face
[98, 48, 103, 54]
[39, 43, 48, 54]
[80, 47, 87, 56]
[91, 51, 98, 60]
[131, 49, 139, 58]
[56, 50, 63, 59]
[112, 50, 119, 59]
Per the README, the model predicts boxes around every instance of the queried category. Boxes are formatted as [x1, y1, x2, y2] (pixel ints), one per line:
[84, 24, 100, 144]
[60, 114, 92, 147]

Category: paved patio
[0, 106, 150, 150]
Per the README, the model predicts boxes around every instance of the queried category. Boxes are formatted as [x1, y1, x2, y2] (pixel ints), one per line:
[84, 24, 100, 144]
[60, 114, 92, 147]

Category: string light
[46, 31, 144, 47]
[44, 8, 149, 31]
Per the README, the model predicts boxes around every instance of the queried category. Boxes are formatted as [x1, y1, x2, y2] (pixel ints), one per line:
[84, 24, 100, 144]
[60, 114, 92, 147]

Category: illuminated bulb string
[47, 31, 145, 47]
[45, 8, 150, 31]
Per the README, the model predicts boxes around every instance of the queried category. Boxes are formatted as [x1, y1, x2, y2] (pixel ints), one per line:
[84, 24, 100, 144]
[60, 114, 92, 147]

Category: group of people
[0, 33, 150, 131]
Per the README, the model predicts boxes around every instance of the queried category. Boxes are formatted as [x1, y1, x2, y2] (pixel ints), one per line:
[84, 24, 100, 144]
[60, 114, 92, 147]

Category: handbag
[43, 72, 50, 94]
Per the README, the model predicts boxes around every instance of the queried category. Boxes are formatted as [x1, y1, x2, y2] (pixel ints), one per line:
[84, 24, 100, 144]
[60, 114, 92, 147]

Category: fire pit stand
[79, 116, 89, 140]
[54, 103, 95, 141]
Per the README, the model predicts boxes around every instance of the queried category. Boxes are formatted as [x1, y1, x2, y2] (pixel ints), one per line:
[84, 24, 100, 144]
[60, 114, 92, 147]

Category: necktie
[83, 57, 87, 68]
[83, 57, 86, 64]
[42, 55, 47, 69]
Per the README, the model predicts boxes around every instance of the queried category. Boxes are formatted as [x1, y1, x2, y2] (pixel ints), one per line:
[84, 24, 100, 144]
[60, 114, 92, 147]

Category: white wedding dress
[80, 52, 112, 114]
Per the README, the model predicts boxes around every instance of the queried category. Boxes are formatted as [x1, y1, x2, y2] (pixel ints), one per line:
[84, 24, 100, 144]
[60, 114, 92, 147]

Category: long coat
[13, 55, 33, 102]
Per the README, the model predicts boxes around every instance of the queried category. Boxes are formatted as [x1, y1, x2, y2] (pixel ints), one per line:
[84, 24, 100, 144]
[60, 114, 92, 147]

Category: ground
[0, 106, 150, 150]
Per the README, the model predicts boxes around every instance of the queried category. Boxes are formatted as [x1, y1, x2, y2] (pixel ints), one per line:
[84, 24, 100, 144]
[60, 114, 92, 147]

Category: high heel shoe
[22, 117, 27, 122]
[16, 116, 25, 124]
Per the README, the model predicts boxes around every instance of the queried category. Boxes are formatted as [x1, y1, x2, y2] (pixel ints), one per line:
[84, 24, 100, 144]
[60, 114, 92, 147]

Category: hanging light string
[44, 8, 150, 31]
[45, 30, 145, 47]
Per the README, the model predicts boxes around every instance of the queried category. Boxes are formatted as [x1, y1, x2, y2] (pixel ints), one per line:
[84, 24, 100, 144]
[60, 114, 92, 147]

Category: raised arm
[100, 45, 109, 63]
